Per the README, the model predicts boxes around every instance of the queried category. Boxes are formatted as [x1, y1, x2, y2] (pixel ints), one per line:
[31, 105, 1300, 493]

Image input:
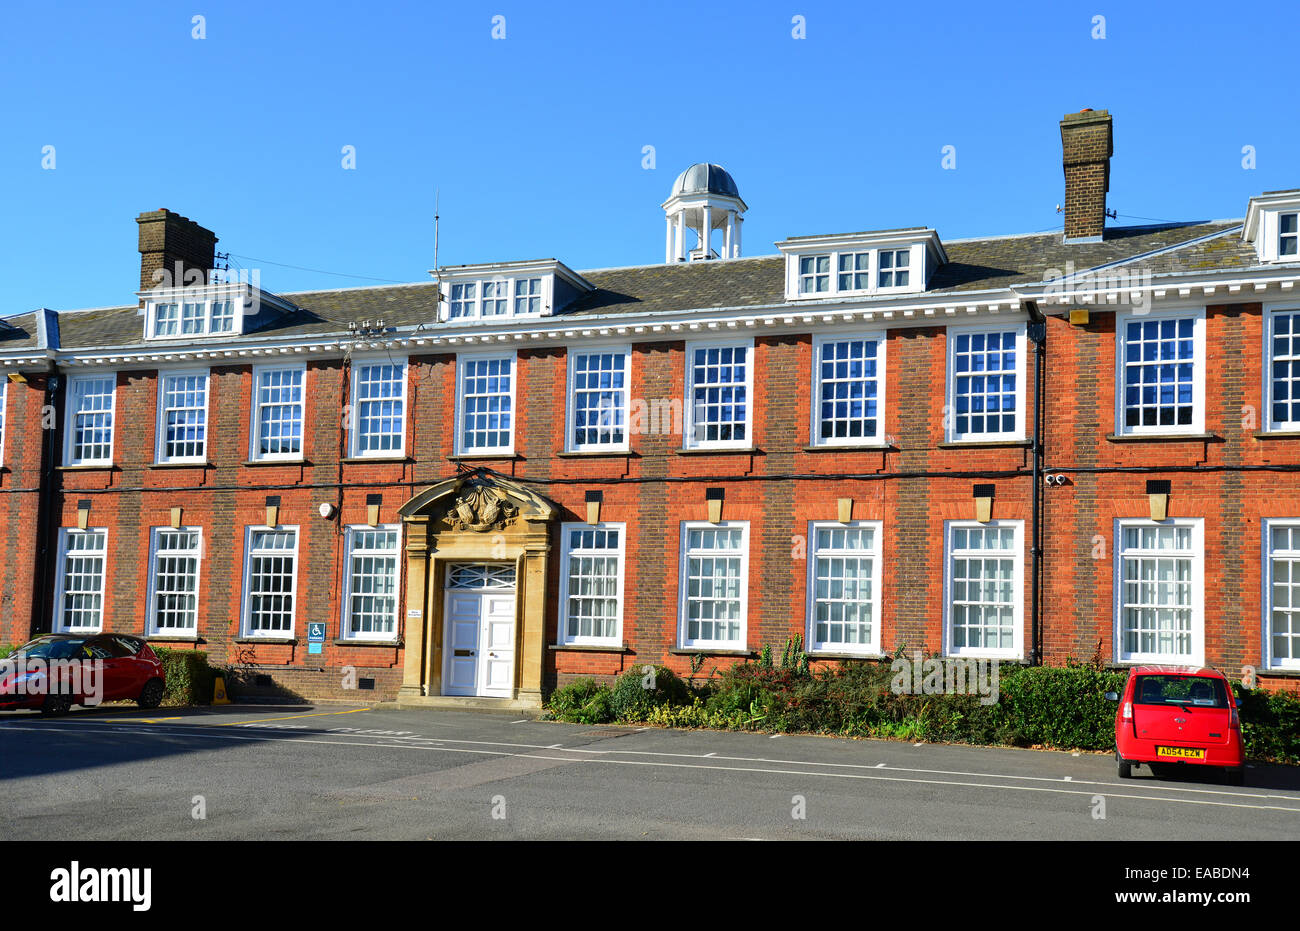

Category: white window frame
[455, 350, 517, 456]
[154, 368, 210, 464]
[677, 520, 750, 650]
[1114, 307, 1206, 437]
[1263, 518, 1300, 671]
[64, 373, 117, 467]
[249, 363, 307, 462]
[683, 338, 754, 451]
[557, 522, 626, 646]
[805, 520, 883, 655]
[944, 323, 1028, 443]
[1280, 211, 1299, 260]
[348, 355, 408, 458]
[146, 527, 203, 636]
[786, 244, 924, 300]
[1113, 518, 1205, 666]
[811, 331, 887, 447]
[798, 254, 831, 295]
[443, 276, 552, 321]
[565, 345, 631, 453]
[146, 297, 244, 340]
[943, 520, 1025, 660]
[340, 524, 402, 641]
[53, 528, 109, 632]
[1264, 304, 1300, 432]
[240, 526, 300, 638]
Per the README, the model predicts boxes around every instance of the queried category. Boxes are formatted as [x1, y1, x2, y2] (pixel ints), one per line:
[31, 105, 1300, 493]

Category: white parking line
[8, 721, 1299, 814]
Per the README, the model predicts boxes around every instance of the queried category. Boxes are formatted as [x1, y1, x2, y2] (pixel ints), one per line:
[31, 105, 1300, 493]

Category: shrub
[995, 663, 1127, 750]
[1236, 686, 1300, 765]
[0, 644, 14, 660]
[546, 678, 615, 724]
[609, 664, 691, 722]
[152, 647, 219, 706]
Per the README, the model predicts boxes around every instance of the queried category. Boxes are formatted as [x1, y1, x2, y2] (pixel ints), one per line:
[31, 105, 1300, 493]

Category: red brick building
[2, 109, 1299, 706]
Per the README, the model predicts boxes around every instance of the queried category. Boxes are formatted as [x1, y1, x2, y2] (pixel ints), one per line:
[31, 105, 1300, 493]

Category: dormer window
[435, 260, 593, 323]
[777, 230, 945, 301]
[151, 298, 238, 338]
[141, 282, 293, 340]
[1243, 193, 1300, 263]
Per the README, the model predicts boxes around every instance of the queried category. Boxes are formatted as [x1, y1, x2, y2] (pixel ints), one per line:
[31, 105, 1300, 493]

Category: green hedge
[152, 647, 220, 707]
[544, 652, 1300, 763]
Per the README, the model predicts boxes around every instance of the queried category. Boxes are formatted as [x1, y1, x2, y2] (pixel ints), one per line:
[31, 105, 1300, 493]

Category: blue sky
[2, 0, 1297, 312]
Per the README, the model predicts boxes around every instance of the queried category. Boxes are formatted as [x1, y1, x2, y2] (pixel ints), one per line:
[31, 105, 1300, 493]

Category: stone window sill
[548, 643, 631, 653]
[1105, 432, 1219, 443]
[244, 458, 310, 467]
[677, 447, 757, 456]
[233, 637, 297, 645]
[668, 647, 757, 657]
[333, 638, 403, 648]
[937, 440, 1032, 449]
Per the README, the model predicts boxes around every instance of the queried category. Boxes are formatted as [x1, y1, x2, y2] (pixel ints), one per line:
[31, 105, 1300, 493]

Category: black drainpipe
[1026, 300, 1046, 666]
[32, 370, 62, 637]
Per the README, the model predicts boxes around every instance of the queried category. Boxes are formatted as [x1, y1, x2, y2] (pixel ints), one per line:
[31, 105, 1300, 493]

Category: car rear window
[1132, 675, 1228, 708]
[11, 637, 88, 660]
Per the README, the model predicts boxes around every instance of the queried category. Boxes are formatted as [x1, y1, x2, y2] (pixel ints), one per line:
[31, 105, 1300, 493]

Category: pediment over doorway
[398, 469, 555, 533]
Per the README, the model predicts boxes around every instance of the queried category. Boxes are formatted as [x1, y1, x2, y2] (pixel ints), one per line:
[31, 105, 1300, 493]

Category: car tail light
[1121, 701, 1133, 722]
[1230, 706, 1240, 730]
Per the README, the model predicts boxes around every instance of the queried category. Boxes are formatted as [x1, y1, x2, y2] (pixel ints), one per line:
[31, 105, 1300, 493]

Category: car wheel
[1117, 760, 1133, 779]
[137, 679, 164, 709]
[1224, 767, 1245, 787]
[41, 692, 73, 716]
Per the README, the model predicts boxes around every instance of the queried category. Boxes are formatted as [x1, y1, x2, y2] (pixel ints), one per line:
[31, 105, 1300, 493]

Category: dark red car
[0, 633, 166, 714]
[1106, 665, 1245, 785]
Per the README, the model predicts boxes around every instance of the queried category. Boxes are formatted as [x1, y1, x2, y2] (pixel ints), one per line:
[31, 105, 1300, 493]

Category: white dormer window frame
[1243, 193, 1300, 263]
[443, 275, 550, 321]
[778, 231, 944, 302]
[147, 294, 244, 339]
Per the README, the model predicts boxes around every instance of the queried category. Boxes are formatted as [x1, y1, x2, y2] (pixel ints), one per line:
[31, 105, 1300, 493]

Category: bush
[609, 664, 691, 722]
[0, 644, 14, 660]
[996, 663, 1127, 750]
[152, 647, 219, 706]
[546, 678, 615, 724]
[1236, 685, 1300, 765]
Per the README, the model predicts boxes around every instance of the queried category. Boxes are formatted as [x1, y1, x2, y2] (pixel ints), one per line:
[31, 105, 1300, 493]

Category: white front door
[443, 564, 517, 698]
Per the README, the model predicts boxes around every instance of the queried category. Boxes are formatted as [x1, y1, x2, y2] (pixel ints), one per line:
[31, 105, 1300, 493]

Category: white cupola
[662, 163, 747, 263]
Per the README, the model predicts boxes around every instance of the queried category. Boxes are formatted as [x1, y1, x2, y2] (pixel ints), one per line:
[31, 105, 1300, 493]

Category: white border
[1112, 517, 1205, 666]
[63, 373, 117, 467]
[154, 368, 210, 464]
[682, 338, 755, 450]
[557, 521, 627, 646]
[810, 330, 887, 447]
[1113, 307, 1206, 436]
[942, 519, 1025, 660]
[565, 344, 631, 453]
[944, 322, 1028, 443]
[348, 353, 409, 458]
[145, 526, 203, 636]
[340, 524, 402, 641]
[805, 520, 884, 655]
[240, 525, 301, 638]
[677, 520, 750, 650]
[1262, 517, 1300, 671]
[249, 362, 308, 462]
[52, 527, 109, 633]
[454, 350, 517, 456]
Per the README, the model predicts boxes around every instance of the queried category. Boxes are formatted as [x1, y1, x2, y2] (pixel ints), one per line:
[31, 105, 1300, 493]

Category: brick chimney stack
[136, 209, 218, 293]
[1059, 109, 1113, 242]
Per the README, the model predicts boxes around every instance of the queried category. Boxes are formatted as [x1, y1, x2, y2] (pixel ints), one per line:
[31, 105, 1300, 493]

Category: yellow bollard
[213, 676, 231, 705]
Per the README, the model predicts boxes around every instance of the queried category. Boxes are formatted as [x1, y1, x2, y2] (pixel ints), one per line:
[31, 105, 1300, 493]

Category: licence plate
[1156, 746, 1206, 760]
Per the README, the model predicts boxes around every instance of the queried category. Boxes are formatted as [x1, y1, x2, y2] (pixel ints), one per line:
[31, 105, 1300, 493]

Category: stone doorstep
[380, 695, 543, 715]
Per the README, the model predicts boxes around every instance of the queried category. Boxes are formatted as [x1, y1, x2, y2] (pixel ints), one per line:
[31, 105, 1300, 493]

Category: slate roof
[0, 312, 41, 350]
[9, 219, 1267, 352]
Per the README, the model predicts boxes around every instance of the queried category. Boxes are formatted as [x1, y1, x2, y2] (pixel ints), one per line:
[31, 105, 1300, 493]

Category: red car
[0, 633, 166, 715]
[1106, 665, 1245, 785]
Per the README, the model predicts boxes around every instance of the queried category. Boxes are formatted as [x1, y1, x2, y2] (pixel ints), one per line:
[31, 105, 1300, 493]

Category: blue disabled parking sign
[307, 623, 326, 651]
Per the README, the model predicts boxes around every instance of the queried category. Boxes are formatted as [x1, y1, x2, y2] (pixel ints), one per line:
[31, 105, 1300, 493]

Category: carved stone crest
[444, 484, 518, 533]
